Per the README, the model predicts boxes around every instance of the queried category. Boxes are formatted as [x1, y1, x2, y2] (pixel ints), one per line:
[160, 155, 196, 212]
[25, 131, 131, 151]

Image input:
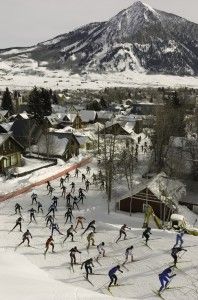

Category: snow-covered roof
[45, 115, 59, 125]
[0, 110, 8, 117]
[117, 172, 186, 205]
[19, 112, 29, 119]
[36, 133, 69, 156]
[0, 122, 14, 132]
[66, 113, 77, 122]
[97, 111, 114, 120]
[75, 135, 89, 146]
[0, 133, 9, 145]
[79, 110, 97, 122]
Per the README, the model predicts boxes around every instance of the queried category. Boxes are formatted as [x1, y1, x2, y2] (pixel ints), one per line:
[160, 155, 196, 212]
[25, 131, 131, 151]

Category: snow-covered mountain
[1, 1, 198, 76]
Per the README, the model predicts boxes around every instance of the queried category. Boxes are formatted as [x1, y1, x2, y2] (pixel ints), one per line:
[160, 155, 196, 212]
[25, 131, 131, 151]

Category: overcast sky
[0, 0, 197, 48]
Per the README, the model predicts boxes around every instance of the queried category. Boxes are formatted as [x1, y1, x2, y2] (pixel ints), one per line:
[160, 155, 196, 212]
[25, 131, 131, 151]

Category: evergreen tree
[28, 87, 52, 121]
[1, 87, 14, 114]
[52, 92, 58, 104]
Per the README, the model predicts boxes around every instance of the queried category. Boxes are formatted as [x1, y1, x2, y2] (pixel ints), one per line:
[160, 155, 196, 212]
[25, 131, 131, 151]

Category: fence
[0, 156, 92, 203]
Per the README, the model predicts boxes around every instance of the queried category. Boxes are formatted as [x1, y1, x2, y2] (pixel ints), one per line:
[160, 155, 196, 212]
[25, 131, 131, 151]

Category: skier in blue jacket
[158, 266, 176, 293]
[108, 265, 123, 289]
[174, 230, 185, 247]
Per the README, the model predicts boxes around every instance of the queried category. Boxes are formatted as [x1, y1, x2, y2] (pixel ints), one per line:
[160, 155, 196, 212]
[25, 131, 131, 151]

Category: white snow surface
[0, 158, 198, 299]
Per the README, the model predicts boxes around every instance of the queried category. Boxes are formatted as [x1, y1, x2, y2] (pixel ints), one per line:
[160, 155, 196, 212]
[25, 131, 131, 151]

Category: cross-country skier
[45, 215, 54, 228]
[123, 246, 134, 265]
[116, 224, 131, 243]
[15, 203, 22, 215]
[86, 166, 90, 174]
[87, 232, 95, 249]
[85, 180, 91, 192]
[28, 208, 37, 224]
[174, 230, 185, 247]
[65, 172, 70, 182]
[63, 225, 77, 243]
[72, 196, 80, 210]
[158, 266, 176, 293]
[142, 227, 152, 245]
[79, 191, 86, 204]
[48, 186, 55, 196]
[66, 192, 73, 206]
[46, 203, 56, 218]
[46, 181, 51, 190]
[60, 177, 64, 187]
[69, 246, 81, 265]
[82, 220, 96, 235]
[75, 216, 86, 230]
[171, 246, 187, 266]
[82, 173, 86, 182]
[44, 236, 54, 256]
[65, 207, 74, 224]
[17, 229, 32, 248]
[31, 192, 38, 205]
[10, 216, 23, 232]
[51, 223, 63, 236]
[37, 201, 43, 213]
[70, 182, 75, 193]
[75, 168, 80, 178]
[81, 258, 94, 280]
[61, 185, 67, 198]
[96, 242, 105, 261]
[52, 196, 58, 210]
[108, 265, 123, 289]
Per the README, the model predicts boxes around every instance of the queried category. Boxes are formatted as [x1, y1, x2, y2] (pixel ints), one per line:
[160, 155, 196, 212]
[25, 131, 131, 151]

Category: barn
[116, 172, 186, 221]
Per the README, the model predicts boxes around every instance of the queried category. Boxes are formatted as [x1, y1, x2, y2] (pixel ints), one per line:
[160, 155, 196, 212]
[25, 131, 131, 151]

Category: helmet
[102, 242, 105, 246]
[117, 265, 120, 269]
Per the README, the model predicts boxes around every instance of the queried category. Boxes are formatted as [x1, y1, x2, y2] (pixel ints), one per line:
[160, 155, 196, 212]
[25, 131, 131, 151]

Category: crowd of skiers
[9, 165, 189, 294]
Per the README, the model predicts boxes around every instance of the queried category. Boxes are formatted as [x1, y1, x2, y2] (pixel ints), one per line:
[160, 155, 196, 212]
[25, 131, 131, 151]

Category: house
[9, 112, 30, 122]
[116, 172, 186, 221]
[0, 110, 10, 123]
[66, 111, 98, 129]
[99, 122, 131, 136]
[0, 133, 24, 173]
[33, 132, 80, 161]
[130, 103, 163, 115]
[44, 115, 60, 128]
[10, 118, 42, 148]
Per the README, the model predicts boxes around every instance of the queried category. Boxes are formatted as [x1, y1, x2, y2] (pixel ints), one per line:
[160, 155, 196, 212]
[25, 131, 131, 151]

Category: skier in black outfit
[75, 168, 80, 178]
[85, 180, 91, 192]
[10, 217, 23, 232]
[63, 225, 77, 243]
[31, 192, 38, 205]
[116, 224, 131, 243]
[81, 258, 94, 279]
[60, 177, 64, 187]
[142, 227, 152, 245]
[48, 186, 55, 196]
[72, 196, 80, 210]
[45, 215, 54, 228]
[28, 208, 37, 224]
[51, 223, 63, 236]
[16, 230, 32, 248]
[171, 247, 187, 266]
[46, 181, 51, 190]
[65, 172, 70, 182]
[69, 246, 81, 265]
[15, 203, 22, 215]
[61, 185, 67, 198]
[66, 192, 73, 206]
[46, 204, 56, 218]
[82, 173, 86, 182]
[37, 201, 43, 213]
[70, 182, 75, 193]
[52, 196, 58, 210]
[82, 220, 96, 235]
[79, 191, 86, 204]
[64, 207, 74, 224]
[86, 166, 90, 174]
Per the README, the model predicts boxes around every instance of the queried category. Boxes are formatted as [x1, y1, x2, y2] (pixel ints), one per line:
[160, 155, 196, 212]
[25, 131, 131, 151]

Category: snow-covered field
[0, 159, 198, 300]
[1, 57, 198, 90]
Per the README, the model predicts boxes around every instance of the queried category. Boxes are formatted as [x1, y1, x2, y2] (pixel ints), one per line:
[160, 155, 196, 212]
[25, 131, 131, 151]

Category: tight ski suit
[81, 258, 94, 279]
[108, 266, 123, 288]
[158, 267, 176, 292]
[171, 247, 187, 266]
[174, 232, 185, 247]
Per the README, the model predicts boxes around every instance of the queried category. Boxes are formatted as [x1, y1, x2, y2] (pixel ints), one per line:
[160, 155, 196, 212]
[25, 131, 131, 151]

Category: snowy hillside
[0, 160, 198, 300]
[0, 1, 198, 77]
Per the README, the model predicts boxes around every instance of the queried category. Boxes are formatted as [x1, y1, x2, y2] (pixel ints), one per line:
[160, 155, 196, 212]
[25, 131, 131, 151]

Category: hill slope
[1, 1, 198, 76]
